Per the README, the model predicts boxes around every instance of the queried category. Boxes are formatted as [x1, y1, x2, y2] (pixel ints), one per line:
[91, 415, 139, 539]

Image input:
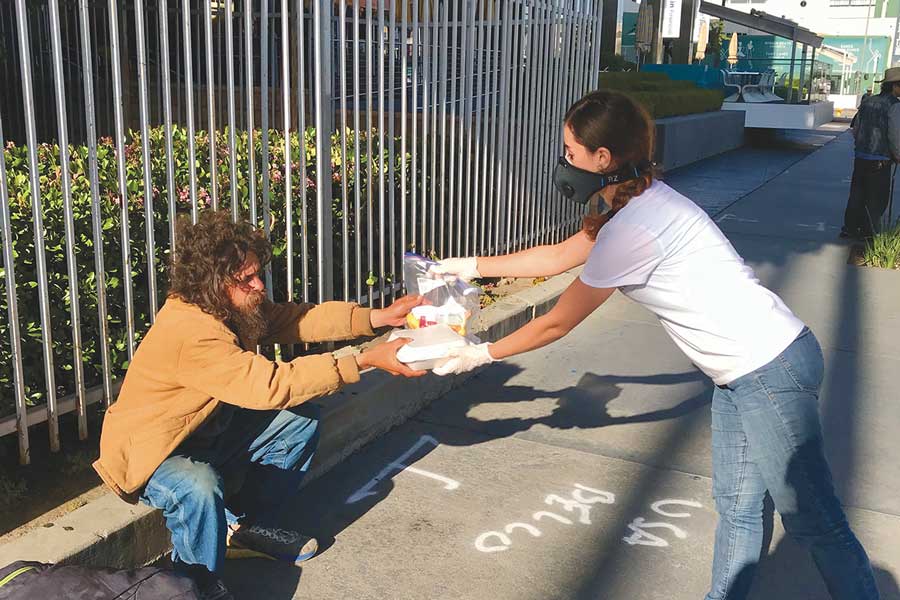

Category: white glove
[433, 343, 497, 376]
[428, 257, 481, 282]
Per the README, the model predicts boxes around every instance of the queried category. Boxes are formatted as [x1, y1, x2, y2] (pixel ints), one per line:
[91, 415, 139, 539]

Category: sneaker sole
[226, 542, 318, 566]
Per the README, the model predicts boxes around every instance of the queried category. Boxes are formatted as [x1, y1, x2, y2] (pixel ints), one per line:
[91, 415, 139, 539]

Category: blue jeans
[139, 404, 320, 576]
[706, 328, 879, 599]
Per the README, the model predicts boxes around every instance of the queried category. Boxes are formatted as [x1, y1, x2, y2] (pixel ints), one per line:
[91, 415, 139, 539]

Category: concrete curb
[0, 268, 581, 570]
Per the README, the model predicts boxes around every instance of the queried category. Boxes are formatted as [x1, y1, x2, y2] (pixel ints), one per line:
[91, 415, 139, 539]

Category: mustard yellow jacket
[93, 296, 374, 502]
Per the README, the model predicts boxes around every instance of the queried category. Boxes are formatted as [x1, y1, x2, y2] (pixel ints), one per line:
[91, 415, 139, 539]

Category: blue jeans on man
[140, 403, 320, 576]
[706, 329, 879, 599]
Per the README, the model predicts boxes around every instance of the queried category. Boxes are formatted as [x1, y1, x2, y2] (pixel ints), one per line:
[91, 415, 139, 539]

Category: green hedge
[598, 73, 725, 119]
[0, 125, 411, 417]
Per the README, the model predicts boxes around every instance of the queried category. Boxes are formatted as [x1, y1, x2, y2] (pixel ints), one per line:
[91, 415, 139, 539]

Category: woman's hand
[432, 343, 496, 376]
[356, 338, 426, 377]
[428, 257, 481, 281]
[370, 295, 424, 328]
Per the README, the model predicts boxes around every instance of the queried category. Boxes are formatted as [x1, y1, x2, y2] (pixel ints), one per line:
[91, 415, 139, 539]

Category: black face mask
[552, 156, 648, 205]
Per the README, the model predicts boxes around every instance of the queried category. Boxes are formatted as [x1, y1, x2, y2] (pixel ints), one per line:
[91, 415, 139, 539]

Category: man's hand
[370, 295, 424, 329]
[356, 338, 427, 377]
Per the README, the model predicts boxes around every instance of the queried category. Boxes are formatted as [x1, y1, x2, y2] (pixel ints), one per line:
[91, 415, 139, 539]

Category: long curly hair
[168, 210, 272, 322]
[564, 90, 657, 240]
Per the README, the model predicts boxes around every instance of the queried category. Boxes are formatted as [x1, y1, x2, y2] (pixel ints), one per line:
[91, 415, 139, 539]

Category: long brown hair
[168, 210, 272, 323]
[564, 90, 656, 240]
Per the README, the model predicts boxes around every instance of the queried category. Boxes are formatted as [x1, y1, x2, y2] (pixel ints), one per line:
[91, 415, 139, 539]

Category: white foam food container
[387, 324, 470, 370]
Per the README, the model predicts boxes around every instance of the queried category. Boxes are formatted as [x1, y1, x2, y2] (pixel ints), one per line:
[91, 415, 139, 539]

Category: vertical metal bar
[538, 0, 551, 242]
[420, 0, 430, 253]
[400, 0, 409, 276]
[240, 0, 246, 128]
[568, 0, 581, 234]
[514, 0, 532, 251]
[377, 0, 386, 305]
[518, 0, 532, 250]
[457, 0, 473, 258]
[49, 0, 88, 440]
[493, 0, 513, 255]
[282, 0, 293, 303]
[245, 0, 258, 224]
[787, 41, 796, 104]
[547, 0, 561, 244]
[226, 0, 239, 220]
[205, 0, 218, 210]
[522, 0, 539, 247]
[134, 0, 159, 320]
[107, 0, 137, 360]
[182, 0, 199, 222]
[590, 8, 601, 90]
[506, 0, 526, 252]
[572, 1, 586, 101]
[569, 0, 582, 236]
[554, 0, 565, 240]
[553, 0, 571, 243]
[260, 0, 273, 295]
[464, 0, 480, 257]
[526, 0, 541, 245]
[158, 0, 177, 252]
[563, 2, 587, 237]
[296, 2, 309, 302]
[15, 0, 60, 451]
[446, 0, 461, 257]
[809, 47, 817, 102]
[483, 0, 501, 254]
[429, 0, 441, 254]
[314, 0, 335, 302]
[79, 0, 112, 409]
[505, 0, 522, 253]
[437, 0, 450, 257]
[387, 0, 405, 302]
[410, 0, 419, 255]
[253, 0, 272, 299]
[388, 0, 397, 301]
[36, 6, 49, 141]
[537, 0, 554, 244]
[472, 0, 488, 255]
[339, 0, 350, 300]
[0, 101, 30, 464]
[366, 0, 374, 302]
[353, 0, 363, 302]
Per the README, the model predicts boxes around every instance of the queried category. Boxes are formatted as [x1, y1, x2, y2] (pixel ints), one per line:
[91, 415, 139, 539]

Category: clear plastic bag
[402, 252, 481, 336]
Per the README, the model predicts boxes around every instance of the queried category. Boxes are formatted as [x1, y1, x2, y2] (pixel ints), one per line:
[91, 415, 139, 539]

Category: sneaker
[196, 575, 235, 600]
[228, 525, 318, 566]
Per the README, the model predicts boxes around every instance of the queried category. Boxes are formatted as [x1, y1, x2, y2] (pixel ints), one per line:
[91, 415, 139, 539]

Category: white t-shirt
[580, 180, 804, 385]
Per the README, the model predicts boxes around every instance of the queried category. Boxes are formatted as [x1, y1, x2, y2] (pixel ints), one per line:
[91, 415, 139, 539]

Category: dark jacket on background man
[852, 91, 900, 160]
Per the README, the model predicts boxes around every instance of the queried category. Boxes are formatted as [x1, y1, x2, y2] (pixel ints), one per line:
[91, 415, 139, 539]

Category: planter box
[654, 110, 746, 172]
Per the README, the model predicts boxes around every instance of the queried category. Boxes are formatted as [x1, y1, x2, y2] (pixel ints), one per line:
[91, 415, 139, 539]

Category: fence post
[314, 0, 335, 303]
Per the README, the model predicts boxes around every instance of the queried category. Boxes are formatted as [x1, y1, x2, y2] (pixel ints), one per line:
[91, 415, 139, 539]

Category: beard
[228, 291, 267, 346]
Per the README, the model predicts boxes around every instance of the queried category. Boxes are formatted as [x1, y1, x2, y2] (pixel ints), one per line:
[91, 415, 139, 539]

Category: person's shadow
[416, 362, 711, 439]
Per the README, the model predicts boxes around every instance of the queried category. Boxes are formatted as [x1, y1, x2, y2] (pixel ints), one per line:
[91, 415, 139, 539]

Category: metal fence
[0, 0, 601, 465]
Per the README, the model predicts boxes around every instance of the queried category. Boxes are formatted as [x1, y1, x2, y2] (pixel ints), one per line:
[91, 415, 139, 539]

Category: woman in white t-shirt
[432, 91, 879, 600]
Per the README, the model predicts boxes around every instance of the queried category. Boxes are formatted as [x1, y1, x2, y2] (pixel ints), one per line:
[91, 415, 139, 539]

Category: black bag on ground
[0, 561, 200, 599]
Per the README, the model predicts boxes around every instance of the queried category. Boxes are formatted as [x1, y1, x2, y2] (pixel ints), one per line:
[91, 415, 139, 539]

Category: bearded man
[94, 211, 423, 599]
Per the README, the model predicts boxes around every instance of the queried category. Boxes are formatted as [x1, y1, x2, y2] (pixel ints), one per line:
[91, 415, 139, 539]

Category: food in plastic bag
[402, 252, 481, 336]
[388, 324, 468, 370]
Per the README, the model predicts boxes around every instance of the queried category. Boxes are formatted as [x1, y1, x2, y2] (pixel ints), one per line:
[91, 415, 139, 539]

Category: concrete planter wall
[654, 110, 746, 172]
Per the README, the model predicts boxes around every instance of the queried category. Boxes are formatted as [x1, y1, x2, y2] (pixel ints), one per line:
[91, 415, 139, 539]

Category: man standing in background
[842, 68, 900, 239]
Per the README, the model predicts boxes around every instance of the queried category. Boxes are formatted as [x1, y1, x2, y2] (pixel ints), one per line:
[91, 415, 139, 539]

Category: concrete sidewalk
[223, 131, 900, 600]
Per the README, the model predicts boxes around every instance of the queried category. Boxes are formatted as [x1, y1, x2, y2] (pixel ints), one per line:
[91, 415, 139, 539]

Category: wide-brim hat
[877, 66, 900, 84]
